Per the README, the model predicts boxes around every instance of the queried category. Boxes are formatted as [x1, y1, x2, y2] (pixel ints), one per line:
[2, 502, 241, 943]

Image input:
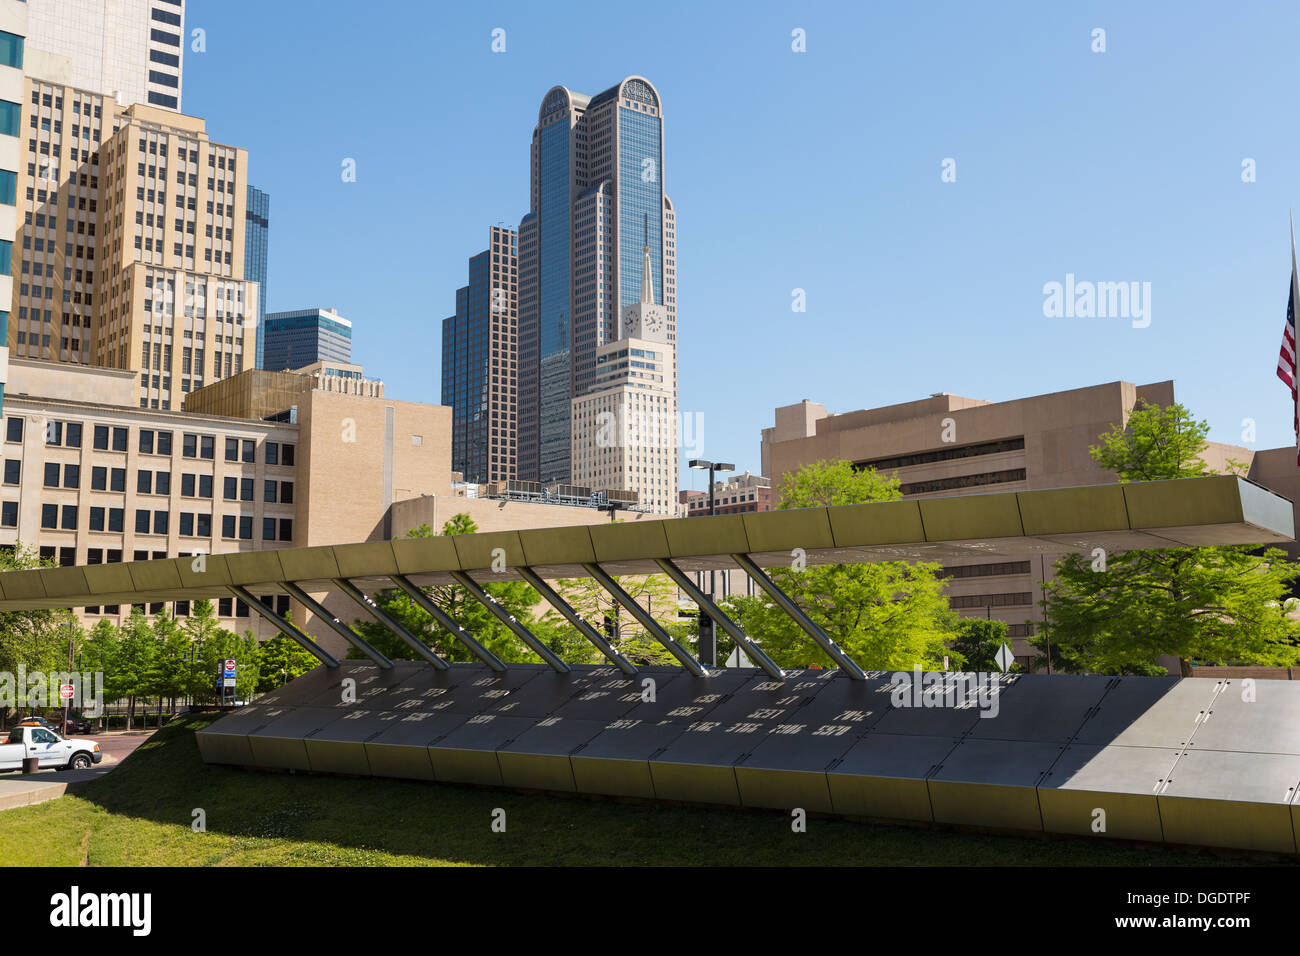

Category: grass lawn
[0, 716, 1283, 866]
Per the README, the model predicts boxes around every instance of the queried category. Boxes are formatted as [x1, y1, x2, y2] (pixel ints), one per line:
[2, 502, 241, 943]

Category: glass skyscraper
[440, 226, 518, 485]
[263, 308, 352, 371]
[517, 76, 676, 484]
[245, 185, 270, 368]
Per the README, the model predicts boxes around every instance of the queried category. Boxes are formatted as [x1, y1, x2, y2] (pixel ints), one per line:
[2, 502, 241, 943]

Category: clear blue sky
[185, 0, 1300, 490]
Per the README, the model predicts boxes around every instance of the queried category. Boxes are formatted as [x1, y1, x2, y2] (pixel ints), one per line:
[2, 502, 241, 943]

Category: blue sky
[185, 0, 1300, 490]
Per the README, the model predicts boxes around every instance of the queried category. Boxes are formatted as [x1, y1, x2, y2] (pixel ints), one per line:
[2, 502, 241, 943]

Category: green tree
[0, 545, 77, 702]
[949, 618, 1014, 672]
[539, 573, 686, 666]
[257, 611, 321, 693]
[723, 459, 957, 670]
[1034, 400, 1299, 674]
[116, 609, 157, 729]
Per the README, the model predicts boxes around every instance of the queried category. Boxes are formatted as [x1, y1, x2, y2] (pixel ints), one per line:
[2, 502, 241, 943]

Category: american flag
[1279, 216, 1300, 466]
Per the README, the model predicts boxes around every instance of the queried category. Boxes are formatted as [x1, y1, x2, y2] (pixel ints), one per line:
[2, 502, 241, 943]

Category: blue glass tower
[517, 76, 675, 484]
[263, 308, 352, 371]
[245, 185, 270, 368]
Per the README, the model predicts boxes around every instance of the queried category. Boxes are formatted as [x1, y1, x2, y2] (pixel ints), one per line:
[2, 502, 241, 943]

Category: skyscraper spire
[641, 212, 653, 305]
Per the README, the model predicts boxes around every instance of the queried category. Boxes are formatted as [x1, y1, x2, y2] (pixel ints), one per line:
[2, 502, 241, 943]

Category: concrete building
[263, 307, 350, 371]
[569, 239, 678, 515]
[23, 0, 185, 111]
[517, 76, 677, 485]
[440, 226, 517, 485]
[682, 471, 772, 517]
[244, 184, 269, 368]
[0, 0, 26, 418]
[761, 381, 1261, 667]
[6, 89, 254, 412]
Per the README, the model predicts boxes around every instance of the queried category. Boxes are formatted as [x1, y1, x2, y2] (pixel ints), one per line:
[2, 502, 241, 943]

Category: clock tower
[622, 230, 670, 343]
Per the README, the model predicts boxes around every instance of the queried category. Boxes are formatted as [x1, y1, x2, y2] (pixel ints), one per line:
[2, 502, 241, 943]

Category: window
[91, 466, 107, 490]
[66, 423, 82, 448]
[1, 501, 16, 528]
[153, 511, 168, 535]
[157, 431, 173, 455]
[94, 425, 109, 449]
[196, 513, 211, 537]
[0, 100, 19, 137]
[0, 30, 23, 70]
[108, 509, 124, 533]
[242, 439, 255, 463]
[280, 481, 294, 504]
[110, 468, 125, 492]
[221, 514, 235, 539]
[0, 169, 14, 206]
[61, 506, 77, 530]
[199, 475, 212, 498]
[240, 477, 253, 501]
[183, 433, 197, 457]
[282, 444, 295, 466]
[43, 462, 59, 487]
[6, 417, 22, 443]
[137, 470, 152, 494]
[45, 420, 62, 446]
[112, 427, 127, 452]
[139, 430, 154, 454]
[239, 515, 252, 540]
[41, 504, 58, 528]
[89, 507, 105, 531]
[264, 480, 277, 503]
[181, 473, 195, 497]
[262, 517, 276, 541]
[135, 510, 150, 534]
[2, 460, 18, 484]
[200, 435, 214, 459]
[64, 464, 79, 489]
[224, 437, 238, 461]
[223, 476, 236, 500]
[265, 442, 278, 465]
[279, 519, 293, 542]
[180, 513, 193, 536]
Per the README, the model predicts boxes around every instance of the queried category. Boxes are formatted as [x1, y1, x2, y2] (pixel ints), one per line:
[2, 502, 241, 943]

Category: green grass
[0, 716, 1284, 866]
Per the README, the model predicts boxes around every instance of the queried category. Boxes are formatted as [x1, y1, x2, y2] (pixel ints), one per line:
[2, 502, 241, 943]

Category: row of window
[29, 503, 293, 540]
[6, 416, 295, 464]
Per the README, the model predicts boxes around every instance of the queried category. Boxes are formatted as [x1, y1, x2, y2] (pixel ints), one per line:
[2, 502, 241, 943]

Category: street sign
[59, 684, 75, 700]
[725, 647, 752, 668]
[994, 643, 1014, 673]
[222, 679, 236, 688]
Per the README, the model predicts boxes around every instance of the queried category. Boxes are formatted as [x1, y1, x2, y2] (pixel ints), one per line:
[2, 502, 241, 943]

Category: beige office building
[7, 81, 253, 411]
[761, 380, 1265, 667]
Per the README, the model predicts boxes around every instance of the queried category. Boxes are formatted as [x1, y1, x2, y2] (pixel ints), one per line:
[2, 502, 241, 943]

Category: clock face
[623, 306, 640, 335]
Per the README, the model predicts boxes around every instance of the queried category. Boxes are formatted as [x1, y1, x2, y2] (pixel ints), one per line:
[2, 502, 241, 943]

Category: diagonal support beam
[731, 552, 867, 681]
[582, 562, 706, 677]
[280, 581, 393, 670]
[331, 578, 448, 670]
[449, 570, 570, 673]
[229, 586, 339, 668]
[655, 558, 784, 680]
[388, 575, 506, 672]
[517, 566, 637, 675]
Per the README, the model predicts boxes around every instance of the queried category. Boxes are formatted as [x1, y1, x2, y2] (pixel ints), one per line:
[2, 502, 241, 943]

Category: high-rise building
[517, 76, 676, 485]
[262, 308, 351, 371]
[570, 239, 677, 513]
[440, 226, 517, 485]
[23, 0, 185, 111]
[0, 0, 27, 418]
[245, 184, 269, 368]
[6, 89, 255, 411]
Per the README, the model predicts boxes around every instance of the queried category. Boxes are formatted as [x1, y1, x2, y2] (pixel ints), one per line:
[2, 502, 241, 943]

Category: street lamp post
[688, 459, 734, 666]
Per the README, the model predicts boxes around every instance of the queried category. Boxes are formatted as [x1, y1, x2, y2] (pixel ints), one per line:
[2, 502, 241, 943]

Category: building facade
[682, 471, 772, 517]
[517, 76, 677, 486]
[244, 184, 268, 367]
[23, 0, 185, 111]
[5, 89, 254, 412]
[761, 382, 1260, 668]
[262, 307, 351, 371]
[440, 226, 517, 485]
[0, 0, 26, 418]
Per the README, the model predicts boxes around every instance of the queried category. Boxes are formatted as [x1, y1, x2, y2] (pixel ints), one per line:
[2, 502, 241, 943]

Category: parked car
[16, 716, 56, 729]
[0, 726, 102, 772]
[63, 714, 93, 735]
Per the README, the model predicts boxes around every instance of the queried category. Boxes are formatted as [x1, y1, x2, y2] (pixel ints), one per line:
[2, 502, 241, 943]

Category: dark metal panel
[427, 714, 536, 785]
[968, 674, 1113, 743]
[364, 712, 471, 780]
[734, 719, 862, 813]
[1071, 678, 1214, 749]
[624, 668, 753, 724]
[1158, 750, 1300, 853]
[648, 717, 782, 805]
[927, 738, 1064, 831]
[1178, 679, 1300, 755]
[482, 669, 598, 718]
[788, 674, 894, 731]
[826, 733, 959, 820]
[869, 672, 1001, 738]
[496, 717, 608, 792]
[246, 707, 346, 770]
[570, 719, 690, 798]
[302, 710, 387, 776]
[1036, 743, 1178, 842]
[195, 704, 288, 765]
[552, 672, 646, 721]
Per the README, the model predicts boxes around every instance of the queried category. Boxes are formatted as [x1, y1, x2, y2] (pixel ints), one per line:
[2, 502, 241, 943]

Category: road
[0, 730, 153, 811]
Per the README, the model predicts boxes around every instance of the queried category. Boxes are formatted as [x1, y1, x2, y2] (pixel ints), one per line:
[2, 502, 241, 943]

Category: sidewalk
[0, 729, 153, 811]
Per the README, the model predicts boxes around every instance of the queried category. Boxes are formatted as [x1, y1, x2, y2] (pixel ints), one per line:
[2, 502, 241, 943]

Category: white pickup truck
[0, 726, 102, 772]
